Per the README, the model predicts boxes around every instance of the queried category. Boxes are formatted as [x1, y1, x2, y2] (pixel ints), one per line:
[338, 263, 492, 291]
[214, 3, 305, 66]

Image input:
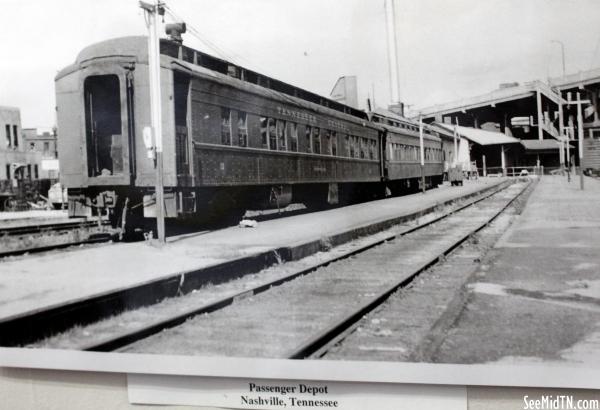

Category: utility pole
[566, 126, 572, 169]
[419, 114, 425, 194]
[576, 92, 587, 190]
[562, 92, 591, 190]
[453, 117, 459, 166]
[140, 0, 166, 244]
[557, 91, 565, 170]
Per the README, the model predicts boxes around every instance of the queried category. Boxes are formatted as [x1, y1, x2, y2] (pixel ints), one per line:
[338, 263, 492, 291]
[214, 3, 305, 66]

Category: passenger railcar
[369, 109, 444, 194]
[55, 36, 444, 232]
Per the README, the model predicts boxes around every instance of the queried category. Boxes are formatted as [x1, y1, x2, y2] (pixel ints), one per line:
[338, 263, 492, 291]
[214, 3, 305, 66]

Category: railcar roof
[57, 36, 370, 123]
[172, 60, 375, 129]
[369, 107, 440, 142]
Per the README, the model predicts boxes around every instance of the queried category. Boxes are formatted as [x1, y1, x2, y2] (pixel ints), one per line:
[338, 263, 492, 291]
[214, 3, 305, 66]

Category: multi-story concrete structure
[1, 106, 44, 180]
[22, 128, 59, 179]
[417, 81, 565, 172]
[1, 106, 50, 208]
[550, 68, 600, 173]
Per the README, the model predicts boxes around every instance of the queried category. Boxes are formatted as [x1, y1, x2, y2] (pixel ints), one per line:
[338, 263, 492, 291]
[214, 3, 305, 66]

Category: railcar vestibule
[83, 75, 123, 177]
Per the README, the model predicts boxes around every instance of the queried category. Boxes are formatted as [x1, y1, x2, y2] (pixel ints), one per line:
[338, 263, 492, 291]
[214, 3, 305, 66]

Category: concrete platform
[0, 179, 504, 323]
[0, 210, 71, 228]
[433, 175, 600, 366]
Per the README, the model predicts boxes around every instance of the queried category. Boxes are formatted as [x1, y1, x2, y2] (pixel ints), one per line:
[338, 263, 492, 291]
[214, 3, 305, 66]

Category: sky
[1, 0, 600, 128]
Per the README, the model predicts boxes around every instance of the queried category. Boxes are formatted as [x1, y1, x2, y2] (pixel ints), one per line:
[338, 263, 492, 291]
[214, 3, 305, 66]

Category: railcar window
[5, 125, 10, 148]
[221, 108, 232, 145]
[84, 74, 123, 177]
[237, 111, 248, 147]
[331, 131, 337, 156]
[269, 119, 277, 150]
[369, 140, 375, 160]
[260, 117, 268, 148]
[227, 65, 240, 79]
[305, 125, 312, 153]
[324, 130, 331, 155]
[277, 120, 286, 150]
[182, 46, 195, 63]
[359, 138, 366, 159]
[160, 41, 180, 58]
[288, 122, 298, 152]
[313, 127, 321, 154]
[346, 135, 351, 157]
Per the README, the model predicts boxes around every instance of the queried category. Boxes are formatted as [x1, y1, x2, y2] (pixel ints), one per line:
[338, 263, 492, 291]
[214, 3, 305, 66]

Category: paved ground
[430, 175, 600, 366]
[0, 179, 501, 321]
[324, 183, 530, 362]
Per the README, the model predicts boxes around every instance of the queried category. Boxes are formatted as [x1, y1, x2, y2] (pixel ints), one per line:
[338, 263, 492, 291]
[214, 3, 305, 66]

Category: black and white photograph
[1, 0, 600, 407]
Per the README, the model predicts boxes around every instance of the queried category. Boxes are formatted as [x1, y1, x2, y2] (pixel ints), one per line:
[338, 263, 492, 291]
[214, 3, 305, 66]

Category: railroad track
[113, 180, 532, 357]
[0, 219, 114, 258]
[0, 219, 101, 237]
[15, 179, 527, 353]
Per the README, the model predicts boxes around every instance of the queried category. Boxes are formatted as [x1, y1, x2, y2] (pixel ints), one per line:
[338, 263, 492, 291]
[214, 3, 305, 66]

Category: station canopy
[435, 123, 521, 146]
[520, 139, 562, 151]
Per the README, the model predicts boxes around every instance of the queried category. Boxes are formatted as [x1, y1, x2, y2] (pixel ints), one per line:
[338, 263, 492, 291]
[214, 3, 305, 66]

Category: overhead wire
[161, 1, 360, 121]
[163, 3, 273, 76]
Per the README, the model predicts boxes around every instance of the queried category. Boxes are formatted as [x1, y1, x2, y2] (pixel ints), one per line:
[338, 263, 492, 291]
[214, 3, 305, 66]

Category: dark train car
[369, 109, 444, 193]
[425, 122, 461, 177]
[55, 36, 383, 227]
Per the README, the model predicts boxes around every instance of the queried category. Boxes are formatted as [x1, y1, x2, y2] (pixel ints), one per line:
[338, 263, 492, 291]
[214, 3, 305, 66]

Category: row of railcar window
[372, 115, 432, 135]
[213, 105, 378, 160]
[388, 142, 443, 162]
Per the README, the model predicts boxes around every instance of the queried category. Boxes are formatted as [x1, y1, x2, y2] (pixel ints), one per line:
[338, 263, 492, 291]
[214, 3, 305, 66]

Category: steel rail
[0, 219, 105, 237]
[82, 181, 515, 352]
[0, 235, 114, 258]
[285, 180, 534, 360]
[0, 180, 508, 348]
